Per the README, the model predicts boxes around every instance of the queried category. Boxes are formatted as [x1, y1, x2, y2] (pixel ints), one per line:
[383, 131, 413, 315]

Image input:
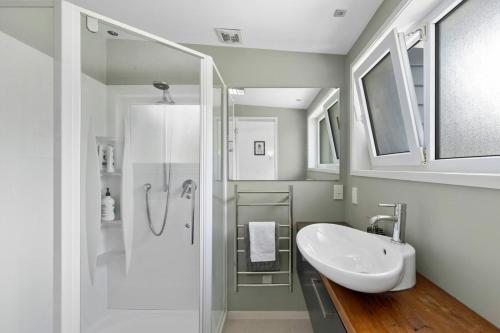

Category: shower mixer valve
[181, 179, 197, 245]
[181, 179, 197, 199]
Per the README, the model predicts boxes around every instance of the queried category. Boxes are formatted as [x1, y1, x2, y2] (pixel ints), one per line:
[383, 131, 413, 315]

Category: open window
[324, 97, 340, 164]
[308, 89, 340, 173]
[351, 0, 500, 188]
[354, 29, 423, 167]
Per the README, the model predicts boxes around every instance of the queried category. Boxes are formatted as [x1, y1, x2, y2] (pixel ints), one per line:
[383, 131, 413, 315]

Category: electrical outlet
[333, 184, 344, 200]
[352, 187, 358, 205]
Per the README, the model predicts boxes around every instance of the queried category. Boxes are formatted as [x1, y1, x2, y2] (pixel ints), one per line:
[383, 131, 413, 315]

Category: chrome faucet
[368, 203, 407, 243]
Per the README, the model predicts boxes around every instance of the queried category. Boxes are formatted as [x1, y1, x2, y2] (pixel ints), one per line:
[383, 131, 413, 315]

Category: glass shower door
[211, 67, 227, 333]
[79, 11, 206, 333]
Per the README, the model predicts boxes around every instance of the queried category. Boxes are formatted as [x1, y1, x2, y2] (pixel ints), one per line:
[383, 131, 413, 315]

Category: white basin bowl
[297, 223, 415, 293]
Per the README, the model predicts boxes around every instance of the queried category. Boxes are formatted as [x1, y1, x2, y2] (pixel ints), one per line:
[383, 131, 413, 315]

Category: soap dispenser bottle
[106, 145, 115, 173]
[101, 187, 115, 222]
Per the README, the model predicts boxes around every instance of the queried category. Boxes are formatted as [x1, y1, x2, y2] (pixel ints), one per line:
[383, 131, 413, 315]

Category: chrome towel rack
[234, 184, 293, 292]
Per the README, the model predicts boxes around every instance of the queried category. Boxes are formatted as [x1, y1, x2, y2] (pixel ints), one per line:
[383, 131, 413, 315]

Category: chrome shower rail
[234, 184, 293, 292]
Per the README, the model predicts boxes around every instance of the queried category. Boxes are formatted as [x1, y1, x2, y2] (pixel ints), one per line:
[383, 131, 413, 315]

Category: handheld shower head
[153, 81, 175, 104]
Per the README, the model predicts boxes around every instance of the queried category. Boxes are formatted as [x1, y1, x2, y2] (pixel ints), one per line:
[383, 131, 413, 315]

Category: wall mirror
[227, 88, 340, 181]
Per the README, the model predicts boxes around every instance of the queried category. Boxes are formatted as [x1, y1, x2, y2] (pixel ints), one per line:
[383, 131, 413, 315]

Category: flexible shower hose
[144, 164, 171, 236]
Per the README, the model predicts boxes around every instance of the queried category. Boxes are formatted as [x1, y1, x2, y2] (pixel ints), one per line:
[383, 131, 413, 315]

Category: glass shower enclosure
[55, 2, 227, 333]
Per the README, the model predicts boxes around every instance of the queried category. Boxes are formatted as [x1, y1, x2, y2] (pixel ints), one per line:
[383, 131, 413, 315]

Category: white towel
[249, 222, 276, 262]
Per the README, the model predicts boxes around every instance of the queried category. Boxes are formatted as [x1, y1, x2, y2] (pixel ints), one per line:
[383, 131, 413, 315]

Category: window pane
[327, 102, 340, 159]
[362, 53, 409, 155]
[436, 0, 500, 159]
[408, 41, 424, 127]
[319, 118, 333, 164]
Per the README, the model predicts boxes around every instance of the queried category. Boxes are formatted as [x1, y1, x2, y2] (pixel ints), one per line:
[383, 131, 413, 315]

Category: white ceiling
[68, 0, 383, 54]
[231, 88, 322, 109]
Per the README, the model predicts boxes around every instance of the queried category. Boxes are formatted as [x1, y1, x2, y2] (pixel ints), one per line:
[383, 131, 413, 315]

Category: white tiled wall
[0, 30, 53, 333]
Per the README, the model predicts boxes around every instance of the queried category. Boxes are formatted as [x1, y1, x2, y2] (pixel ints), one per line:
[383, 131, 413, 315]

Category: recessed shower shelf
[101, 220, 122, 228]
[96, 250, 125, 265]
[101, 170, 122, 177]
[96, 136, 123, 143]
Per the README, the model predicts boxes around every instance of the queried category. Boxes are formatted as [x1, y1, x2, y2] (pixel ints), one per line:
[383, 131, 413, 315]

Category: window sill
[309, 167, 339, 175]
[350, 169, 500, 190]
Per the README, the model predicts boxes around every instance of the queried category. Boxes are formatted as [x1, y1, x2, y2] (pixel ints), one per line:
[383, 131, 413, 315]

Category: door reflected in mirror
[227, 88, 340, 181]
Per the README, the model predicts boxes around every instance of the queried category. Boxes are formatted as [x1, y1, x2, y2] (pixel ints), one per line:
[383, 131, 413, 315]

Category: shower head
[153, 81, 175, 104]
[153, 81, 170, 91]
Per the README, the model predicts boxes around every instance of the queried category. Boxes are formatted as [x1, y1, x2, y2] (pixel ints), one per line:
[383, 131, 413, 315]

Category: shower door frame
[54, 1, 222, 332]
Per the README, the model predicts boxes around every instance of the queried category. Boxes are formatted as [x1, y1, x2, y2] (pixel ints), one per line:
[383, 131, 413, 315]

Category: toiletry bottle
[97, 144, 104, 170]
[101, 144, 108, 170]
[106, 145, 115, 173]
[101, 187, 115, 222]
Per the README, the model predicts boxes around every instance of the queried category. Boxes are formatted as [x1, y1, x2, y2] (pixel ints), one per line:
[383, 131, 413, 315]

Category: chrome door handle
[189, 191, 195, 245]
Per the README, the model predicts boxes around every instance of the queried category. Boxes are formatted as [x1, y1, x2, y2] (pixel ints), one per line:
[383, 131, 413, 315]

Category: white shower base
[86, 310, 199, 333]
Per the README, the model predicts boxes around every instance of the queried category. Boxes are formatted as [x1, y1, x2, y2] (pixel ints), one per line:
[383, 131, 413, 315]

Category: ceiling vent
[333, 9, 347, 17]
[215, 28, 242, 44]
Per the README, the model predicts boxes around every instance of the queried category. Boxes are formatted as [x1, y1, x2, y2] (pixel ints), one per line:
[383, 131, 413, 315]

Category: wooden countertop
[321, 273, 499, 333]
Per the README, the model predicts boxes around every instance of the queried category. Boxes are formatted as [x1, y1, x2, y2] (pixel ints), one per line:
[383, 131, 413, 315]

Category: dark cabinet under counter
[298, 257, 346, 333]
[296, 222, 347, 333]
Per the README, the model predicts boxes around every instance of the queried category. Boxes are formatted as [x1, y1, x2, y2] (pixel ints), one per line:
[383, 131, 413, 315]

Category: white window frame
[420, 0, 500, 174]
[308, 89, 340, 173]
[350, 0, 500, 189]
[323, 95, 340, 165]
[316, 114, 335, 168]
[353, 29, 424, 167]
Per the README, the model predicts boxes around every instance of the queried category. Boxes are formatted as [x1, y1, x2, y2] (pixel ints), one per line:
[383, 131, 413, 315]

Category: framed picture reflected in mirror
[254, 141, 265, 156]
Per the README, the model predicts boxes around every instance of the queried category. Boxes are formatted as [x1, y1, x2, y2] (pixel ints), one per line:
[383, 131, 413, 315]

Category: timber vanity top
[320, 273, 499, 333]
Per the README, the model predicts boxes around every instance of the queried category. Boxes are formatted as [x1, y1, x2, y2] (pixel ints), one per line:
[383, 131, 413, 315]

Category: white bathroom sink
[297, 223, 415, 293]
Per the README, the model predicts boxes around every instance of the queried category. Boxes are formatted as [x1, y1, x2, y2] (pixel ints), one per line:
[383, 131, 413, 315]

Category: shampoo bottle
[106, 145, 115, 173]
[101, 187, 115, 222]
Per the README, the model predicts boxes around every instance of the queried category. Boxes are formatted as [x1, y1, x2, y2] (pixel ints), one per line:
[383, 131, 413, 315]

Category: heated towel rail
[234, 184, 293, 292]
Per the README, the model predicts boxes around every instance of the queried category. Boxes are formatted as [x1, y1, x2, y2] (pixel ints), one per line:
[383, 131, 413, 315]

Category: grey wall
[81, 18, 108, 83]
[187, 44, 346, 311]
[187, 44, 345, 88]
[0, 7, 53, 57]
[343, 0, 500, 327]
[234, 104, 307, 180]
[106, 40, 200, 85]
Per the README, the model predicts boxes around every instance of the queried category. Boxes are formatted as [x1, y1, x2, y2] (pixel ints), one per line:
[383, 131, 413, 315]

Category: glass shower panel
[0, 6, 54, 333]
[80, 14, 202, 333]
[211, 69, 226, 333]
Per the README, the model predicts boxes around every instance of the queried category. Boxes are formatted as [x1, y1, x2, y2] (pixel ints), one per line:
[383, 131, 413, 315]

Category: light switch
[352, 187, 358, 205]
[333, 184, 344, 200]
